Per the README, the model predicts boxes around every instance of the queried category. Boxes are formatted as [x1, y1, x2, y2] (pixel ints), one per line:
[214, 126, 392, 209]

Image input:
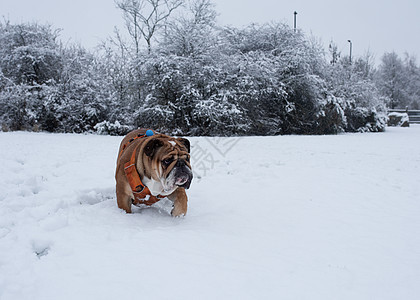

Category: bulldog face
[143, 136, 193, 193]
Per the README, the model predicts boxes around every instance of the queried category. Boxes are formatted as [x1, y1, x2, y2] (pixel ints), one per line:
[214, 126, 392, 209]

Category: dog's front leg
[116, 182, 133, 213]
[168, 188, 188, 217]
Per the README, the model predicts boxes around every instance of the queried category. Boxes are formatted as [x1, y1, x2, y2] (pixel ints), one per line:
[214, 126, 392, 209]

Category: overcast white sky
[2, 0, 419, 64]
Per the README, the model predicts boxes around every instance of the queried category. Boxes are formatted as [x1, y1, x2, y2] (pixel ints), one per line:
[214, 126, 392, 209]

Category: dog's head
[142, 135, 193, 193]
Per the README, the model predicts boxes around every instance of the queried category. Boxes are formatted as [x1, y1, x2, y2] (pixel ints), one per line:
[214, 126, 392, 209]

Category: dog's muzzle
[174, 160, 193, 189]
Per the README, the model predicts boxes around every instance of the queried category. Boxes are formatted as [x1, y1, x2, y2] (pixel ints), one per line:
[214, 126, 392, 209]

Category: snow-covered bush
[0, 21, 123, 133]
[0, 18, 397, 136]
[324, 54, 388, 133]
[316, 95, 347, 134]
[94, 120, 131, 135]
[133, 54, 248, 135]
[387, 112, 409, 127]
[0, 21, 61, 85]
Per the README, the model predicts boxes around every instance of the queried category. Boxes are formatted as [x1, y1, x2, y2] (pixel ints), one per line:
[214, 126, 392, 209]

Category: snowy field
[1, 126, 420, 300]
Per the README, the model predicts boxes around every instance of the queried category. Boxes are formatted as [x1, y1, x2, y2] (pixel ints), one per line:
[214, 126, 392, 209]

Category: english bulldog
[115, 129, 193, 216]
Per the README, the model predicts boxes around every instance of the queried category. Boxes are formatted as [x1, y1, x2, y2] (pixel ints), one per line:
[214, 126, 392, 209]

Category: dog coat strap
[118, 129, 154, 160]
[124, 146, 146, 192]
[124, 144, 164, 206]
[132, 195, 161, 206]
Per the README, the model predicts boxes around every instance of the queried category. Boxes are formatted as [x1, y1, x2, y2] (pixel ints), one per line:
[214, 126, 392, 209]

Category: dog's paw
[171, 206, 187, 217]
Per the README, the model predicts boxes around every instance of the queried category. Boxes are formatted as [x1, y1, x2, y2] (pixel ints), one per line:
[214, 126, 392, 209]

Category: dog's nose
[176, 159, 185, 167]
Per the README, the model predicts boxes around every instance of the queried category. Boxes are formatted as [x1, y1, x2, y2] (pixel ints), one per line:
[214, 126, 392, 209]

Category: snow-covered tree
[3, 10, 413, 136]
[0, 21, 62, 131]
[401, 53, 420, 109]
[325, 51, 387, 132]
[328, 41, 341, 66]
[115, 0, 183, 54]
[0, 21, 61, 85]
[375, 52, 420, 110]
[376, 52, 407, 109]
[161, 0, 217, 57]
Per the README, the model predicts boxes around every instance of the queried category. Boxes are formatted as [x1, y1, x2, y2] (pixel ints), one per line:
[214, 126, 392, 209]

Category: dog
[115, 129, 193, 216]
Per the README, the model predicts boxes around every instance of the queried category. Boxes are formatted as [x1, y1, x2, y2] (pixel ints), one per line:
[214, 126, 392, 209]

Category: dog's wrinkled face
[143, 136, 193, 193]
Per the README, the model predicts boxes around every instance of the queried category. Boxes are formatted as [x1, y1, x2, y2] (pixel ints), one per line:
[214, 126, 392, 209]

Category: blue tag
[145, 129, 154, 136]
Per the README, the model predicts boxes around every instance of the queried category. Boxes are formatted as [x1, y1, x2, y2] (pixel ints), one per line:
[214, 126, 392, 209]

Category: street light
[348, 40, 352, 63]
[294, 11, 297, 32]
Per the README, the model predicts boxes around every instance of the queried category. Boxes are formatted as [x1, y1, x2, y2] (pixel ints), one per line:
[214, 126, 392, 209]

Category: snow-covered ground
[1, 127, 419, 300]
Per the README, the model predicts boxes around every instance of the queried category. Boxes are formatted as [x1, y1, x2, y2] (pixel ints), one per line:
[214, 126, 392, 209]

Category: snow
[1, 127, 420, 300]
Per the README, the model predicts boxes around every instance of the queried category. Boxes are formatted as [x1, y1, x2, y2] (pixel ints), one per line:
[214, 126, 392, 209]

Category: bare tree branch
[115, 0, 183, 54]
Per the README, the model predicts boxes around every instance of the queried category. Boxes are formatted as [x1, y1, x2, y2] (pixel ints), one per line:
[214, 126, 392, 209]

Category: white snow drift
[0, 127, 419, 300]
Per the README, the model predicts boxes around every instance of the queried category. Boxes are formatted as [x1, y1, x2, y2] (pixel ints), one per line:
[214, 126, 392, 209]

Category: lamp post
[348, 39, 352, 64]
[294, 11, 297, 32]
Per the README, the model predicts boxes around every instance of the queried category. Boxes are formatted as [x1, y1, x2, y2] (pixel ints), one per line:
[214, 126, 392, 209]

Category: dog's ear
[144, 138, 163, 157]
[177, 138, 190, 153]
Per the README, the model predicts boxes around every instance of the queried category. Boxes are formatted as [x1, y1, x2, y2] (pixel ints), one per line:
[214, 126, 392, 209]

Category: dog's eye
[185, 156, 190, 162]
[162, 158, 173, 166]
